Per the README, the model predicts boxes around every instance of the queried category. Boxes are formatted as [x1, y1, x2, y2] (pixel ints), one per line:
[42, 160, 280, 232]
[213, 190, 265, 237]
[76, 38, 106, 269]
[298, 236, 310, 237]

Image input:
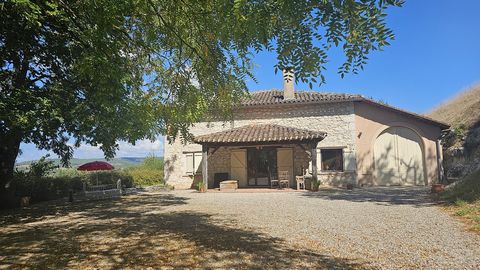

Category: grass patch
[440, 170, 480, 233]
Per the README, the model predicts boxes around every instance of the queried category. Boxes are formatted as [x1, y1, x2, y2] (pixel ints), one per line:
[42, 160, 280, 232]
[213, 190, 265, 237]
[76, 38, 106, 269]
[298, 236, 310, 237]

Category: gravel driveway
[1, 187, 479, 269]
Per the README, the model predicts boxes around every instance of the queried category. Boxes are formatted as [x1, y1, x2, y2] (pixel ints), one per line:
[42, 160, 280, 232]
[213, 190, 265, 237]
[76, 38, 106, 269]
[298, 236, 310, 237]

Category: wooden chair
[278, 171, 289, 188]
[296, 175, 305, 190]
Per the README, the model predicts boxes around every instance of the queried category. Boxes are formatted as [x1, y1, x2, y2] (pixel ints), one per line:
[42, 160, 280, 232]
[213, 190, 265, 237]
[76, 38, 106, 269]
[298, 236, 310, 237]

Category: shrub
[126, 168, 164, 187]
[140, 156, 164, 171]
[4, 156, 164, 208]
[8, 167, 135, 206]
[51, 168, 134, 188]
[9, 172, 79, 203]
[125, 156, 164, 187]
[29, 155, 58, 178]
[441, 170, 480, 203]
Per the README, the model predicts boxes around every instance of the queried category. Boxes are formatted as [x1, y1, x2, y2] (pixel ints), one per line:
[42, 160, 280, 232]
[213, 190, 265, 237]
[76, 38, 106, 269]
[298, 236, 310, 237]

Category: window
[185, 152, 202, 175]
[321, 149, 344, 171]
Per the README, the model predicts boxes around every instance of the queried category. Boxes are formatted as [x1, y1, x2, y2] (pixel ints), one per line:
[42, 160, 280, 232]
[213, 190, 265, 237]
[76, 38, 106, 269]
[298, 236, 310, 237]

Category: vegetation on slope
[427, 84, 480, 179]
[428, 85, 480, 233]
[428, 84, 480, 130]
[439, 170, 480, 233]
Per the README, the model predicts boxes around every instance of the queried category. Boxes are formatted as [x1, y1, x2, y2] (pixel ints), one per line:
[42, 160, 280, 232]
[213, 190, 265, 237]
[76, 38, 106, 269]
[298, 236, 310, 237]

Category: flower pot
[431, 184, 445, 193]
[20, 196, 31, 207]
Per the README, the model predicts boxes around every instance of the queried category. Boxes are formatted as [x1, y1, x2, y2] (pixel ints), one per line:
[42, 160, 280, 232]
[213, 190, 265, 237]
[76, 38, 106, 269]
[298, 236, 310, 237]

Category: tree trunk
[0, 130, 22, 193]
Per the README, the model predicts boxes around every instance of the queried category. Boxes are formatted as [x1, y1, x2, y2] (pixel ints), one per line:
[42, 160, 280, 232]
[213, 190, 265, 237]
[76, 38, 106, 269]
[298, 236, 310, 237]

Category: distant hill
[15, 157, 151, 170]
[428, 84, 480, 129]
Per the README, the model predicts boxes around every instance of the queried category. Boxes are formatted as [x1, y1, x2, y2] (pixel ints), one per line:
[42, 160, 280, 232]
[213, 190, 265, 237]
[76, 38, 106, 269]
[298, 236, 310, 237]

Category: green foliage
[51, 168, 134, 188]
[1, 0, 402, 186]
[140, 156, 164, 171]
[441, 170, 480, 203]
[8, 167, 135, 204]
[126, 168, 164, 187]
[126, 156, 164, 187]
[196, 180, 204, 191]
[28, 155, 58, 178]
[9, 171, 81, 201]
[312, 179, 321, 189]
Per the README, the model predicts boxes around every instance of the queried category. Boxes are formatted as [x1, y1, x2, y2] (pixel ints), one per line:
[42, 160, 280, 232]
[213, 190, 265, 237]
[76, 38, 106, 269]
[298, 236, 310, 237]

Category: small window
[185, 152, 202, 175]
[321, 149, 344, 171]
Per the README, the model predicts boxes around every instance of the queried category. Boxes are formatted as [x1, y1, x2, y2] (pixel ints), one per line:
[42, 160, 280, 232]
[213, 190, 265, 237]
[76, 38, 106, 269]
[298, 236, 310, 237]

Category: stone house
[164, 70, 449, 190]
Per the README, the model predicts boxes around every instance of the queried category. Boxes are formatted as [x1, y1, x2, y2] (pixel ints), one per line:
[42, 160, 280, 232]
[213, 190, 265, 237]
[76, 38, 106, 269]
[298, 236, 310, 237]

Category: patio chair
[270, 178, 279, 189]
[278, 171, 289, 188]
[296, 175, 305, 190]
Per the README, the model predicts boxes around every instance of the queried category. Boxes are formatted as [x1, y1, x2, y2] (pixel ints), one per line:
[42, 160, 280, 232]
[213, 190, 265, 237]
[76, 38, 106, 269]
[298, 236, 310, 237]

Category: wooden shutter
[185, 153, 194, 175]
[343, 149, 356, 172]
[231, 149, 247, 187]
[194, 153, 203, 175]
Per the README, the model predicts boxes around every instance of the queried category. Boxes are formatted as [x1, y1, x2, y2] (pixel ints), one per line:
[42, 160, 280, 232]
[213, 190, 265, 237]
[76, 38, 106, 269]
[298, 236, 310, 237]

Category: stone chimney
[283, 67, 295, 100]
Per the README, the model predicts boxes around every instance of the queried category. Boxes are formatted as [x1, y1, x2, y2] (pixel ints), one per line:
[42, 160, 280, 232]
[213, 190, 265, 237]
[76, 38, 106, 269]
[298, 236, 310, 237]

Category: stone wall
[164, 102, 358, 189]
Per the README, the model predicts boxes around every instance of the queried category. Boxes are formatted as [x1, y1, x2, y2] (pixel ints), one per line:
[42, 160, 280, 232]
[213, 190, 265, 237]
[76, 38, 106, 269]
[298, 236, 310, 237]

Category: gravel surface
[169, 187, 480, 270]
[1, 187, 479, 269]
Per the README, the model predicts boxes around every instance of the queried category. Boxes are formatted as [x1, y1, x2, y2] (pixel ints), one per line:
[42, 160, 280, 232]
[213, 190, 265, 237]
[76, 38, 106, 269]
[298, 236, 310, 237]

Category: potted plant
[197, 181, 206, 193]
[431, 183, 445, 193]
[311, 180, 320, 192]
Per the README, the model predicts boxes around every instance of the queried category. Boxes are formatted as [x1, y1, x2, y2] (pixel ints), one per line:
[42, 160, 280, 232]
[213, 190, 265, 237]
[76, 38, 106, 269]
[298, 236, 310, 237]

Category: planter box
[220, 180, 238, 191]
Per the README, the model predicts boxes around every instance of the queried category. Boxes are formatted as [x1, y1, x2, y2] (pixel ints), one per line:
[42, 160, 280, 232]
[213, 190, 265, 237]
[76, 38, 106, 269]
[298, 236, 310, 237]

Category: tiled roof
[193, 124, 326, 145]
[240, 90, 449, 129]
[241, 90, 363, 106]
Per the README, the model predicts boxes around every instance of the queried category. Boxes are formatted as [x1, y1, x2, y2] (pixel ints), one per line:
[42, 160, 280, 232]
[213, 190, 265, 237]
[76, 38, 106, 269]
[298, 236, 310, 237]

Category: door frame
[372, 125, 427, 186]
[246, 147, 278, 187]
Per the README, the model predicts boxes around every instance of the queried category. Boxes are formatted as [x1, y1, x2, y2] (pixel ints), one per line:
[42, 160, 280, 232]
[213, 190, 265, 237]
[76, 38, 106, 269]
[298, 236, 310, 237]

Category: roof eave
[357, 98, 450, 130]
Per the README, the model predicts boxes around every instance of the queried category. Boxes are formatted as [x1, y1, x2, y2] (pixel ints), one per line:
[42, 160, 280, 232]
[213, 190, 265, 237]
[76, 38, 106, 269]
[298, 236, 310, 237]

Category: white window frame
[320, 148, 345, 172]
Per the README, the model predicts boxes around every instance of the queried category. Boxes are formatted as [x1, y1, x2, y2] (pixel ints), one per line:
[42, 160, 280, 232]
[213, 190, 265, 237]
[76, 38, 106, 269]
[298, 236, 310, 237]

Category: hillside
[15, 157, 149, 170]
[428, 84, 480, 129]
[427, 84, 480, 180]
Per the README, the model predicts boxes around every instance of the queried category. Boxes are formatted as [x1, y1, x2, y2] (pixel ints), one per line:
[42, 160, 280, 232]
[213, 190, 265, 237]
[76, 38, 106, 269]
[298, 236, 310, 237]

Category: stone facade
[164, 102, 358, 189]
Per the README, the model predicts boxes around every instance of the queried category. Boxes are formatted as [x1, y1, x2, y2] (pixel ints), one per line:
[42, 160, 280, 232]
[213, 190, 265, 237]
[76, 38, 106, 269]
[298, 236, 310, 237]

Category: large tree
[0, 0, 403, 190]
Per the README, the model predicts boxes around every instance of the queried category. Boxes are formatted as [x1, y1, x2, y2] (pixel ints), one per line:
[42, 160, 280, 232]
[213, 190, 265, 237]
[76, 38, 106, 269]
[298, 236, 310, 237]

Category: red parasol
[77, 161, 114, 171]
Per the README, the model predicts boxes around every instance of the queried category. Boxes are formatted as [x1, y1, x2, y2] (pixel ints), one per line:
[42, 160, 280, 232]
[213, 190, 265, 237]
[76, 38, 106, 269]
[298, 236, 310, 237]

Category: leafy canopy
[0, 0, 403, 165]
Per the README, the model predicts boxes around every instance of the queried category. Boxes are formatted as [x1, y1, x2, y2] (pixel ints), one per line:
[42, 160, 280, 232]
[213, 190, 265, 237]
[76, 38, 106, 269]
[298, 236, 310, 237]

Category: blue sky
[17, 0, 480, 162]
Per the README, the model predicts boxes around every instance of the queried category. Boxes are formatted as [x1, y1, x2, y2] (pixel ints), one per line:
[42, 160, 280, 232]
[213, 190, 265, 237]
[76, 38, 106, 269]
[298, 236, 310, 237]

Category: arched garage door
[374, 127, 426, 186]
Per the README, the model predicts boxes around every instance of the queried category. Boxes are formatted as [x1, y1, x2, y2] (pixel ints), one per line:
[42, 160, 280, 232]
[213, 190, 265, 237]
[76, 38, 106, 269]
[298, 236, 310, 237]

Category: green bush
[140, 156, 164, 171]
[8, 168, 135, 205]
[51, 168, 134, 188]
[127, 168, 163, 187]
[9, 172, 81, 202]
[125, 156, 164, 187]
[5, 156, 165, 208]
[441, 170, 480, 203]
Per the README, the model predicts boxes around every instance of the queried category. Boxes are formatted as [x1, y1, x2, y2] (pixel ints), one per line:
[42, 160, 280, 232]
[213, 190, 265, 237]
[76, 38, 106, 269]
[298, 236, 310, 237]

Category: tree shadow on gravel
[0, 192, 372, 269]
[301, 186, 435, 207]
[0, 193, 188, 226]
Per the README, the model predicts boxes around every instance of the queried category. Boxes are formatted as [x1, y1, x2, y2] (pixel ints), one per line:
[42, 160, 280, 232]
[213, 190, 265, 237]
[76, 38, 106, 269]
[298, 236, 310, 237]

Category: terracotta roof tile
[239, 90, 449, 129]
[193, 124, 326, 145]
[241, 90, 362, 106]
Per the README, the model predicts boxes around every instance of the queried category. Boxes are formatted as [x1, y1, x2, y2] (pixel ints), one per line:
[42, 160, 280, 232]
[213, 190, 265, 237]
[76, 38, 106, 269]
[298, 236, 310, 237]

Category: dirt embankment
[427, 84, 480, 180]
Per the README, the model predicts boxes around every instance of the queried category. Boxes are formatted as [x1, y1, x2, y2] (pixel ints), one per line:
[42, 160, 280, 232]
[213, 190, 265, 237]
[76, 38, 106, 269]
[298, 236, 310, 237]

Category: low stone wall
[319, 172, 356, 187]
